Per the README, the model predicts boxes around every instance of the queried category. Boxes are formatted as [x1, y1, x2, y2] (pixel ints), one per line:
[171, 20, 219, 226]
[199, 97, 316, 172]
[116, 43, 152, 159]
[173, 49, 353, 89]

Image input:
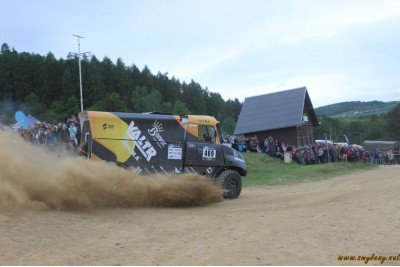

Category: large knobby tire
[217, 169, 242, 199]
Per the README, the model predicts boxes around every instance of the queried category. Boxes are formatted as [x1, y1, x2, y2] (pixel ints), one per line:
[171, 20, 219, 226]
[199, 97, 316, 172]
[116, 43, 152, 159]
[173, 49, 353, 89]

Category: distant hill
[315, 101, 400, 118]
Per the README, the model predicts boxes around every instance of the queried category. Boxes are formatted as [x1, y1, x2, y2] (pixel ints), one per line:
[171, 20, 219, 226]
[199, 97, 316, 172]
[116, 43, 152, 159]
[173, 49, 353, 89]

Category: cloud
[150, 0, 400, 82]
[246, 0, 400, 46]
[2, 0, 400, 107]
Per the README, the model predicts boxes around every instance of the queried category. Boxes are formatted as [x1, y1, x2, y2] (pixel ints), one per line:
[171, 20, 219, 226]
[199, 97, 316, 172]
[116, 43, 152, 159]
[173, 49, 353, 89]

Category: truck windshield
[198, 125, 216, 142]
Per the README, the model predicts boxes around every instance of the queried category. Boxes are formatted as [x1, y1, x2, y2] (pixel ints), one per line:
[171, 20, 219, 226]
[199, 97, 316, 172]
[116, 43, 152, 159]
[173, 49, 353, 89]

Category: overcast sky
[2, 0, 400, 108]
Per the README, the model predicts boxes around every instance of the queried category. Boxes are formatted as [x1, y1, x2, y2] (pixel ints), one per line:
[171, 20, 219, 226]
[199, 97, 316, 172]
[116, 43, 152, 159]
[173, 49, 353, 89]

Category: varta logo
[127, 120, 156, 162]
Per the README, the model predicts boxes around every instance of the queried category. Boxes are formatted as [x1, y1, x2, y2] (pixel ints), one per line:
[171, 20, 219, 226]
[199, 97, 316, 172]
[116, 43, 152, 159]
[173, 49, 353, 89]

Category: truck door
[185, 124, 225, 168]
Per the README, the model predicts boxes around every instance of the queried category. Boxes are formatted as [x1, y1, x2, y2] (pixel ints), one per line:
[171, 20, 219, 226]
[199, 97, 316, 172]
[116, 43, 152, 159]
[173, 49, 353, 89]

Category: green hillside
[315, 101, 400, 118]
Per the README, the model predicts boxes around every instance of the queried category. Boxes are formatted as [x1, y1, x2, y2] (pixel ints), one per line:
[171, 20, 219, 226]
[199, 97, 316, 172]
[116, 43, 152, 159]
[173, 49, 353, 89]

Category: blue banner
[15, 111, 28, 129]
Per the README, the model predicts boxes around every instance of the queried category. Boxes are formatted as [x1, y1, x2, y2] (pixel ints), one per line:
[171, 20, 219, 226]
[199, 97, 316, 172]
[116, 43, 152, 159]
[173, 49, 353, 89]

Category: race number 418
[202, 147, 216, 159]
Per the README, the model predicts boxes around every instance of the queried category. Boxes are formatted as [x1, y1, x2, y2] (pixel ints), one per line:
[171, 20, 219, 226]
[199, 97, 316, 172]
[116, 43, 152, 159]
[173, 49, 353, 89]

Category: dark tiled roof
[234, 87, 318, 134]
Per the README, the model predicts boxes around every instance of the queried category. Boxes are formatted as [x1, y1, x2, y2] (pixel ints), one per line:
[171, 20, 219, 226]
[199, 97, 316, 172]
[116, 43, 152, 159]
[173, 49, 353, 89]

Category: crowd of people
[6, 119, 400, 166]
[14, 115, 81, 151]
[221, 134, 400, 166]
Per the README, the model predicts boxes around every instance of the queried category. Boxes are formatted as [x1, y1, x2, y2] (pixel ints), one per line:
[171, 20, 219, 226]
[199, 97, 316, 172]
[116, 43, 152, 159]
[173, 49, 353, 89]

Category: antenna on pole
[69, 34, 90, 112]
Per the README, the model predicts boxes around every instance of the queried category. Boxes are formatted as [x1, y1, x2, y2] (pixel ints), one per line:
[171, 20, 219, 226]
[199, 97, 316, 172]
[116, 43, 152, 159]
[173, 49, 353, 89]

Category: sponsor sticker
[148, 120, 167, 148]
[168, 144, 182, 160]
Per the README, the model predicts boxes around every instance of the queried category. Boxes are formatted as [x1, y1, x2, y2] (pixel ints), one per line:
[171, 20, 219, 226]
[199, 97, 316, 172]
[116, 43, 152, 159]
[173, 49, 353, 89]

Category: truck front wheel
[217, 169, 242, 199]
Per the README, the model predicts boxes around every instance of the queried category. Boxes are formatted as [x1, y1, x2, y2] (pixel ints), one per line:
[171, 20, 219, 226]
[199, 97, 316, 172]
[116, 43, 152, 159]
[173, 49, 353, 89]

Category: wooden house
[234, 87, 319, 147]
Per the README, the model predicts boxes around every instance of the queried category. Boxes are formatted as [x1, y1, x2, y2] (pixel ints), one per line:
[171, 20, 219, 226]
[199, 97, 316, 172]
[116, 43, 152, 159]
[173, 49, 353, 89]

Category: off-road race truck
[77, 111, 247, 199]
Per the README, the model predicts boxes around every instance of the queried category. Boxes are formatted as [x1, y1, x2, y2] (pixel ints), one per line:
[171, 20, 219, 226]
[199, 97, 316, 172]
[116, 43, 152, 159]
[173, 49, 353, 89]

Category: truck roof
[79, 111, 219, 125]
[184, 115, 219, 126]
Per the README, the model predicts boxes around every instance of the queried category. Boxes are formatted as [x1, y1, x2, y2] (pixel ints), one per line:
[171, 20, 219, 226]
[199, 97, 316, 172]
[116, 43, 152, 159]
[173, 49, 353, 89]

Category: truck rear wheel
[217, 169, 242, 199]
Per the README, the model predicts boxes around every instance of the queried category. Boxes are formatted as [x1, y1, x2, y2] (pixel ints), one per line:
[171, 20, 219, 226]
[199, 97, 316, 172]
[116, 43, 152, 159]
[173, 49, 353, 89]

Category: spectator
[59, 123, 71, 150]
[318, 147, 324, 163]
[68, 121, 78, 147]
[383, 151, 390, 166]
[276, 147, 283, 160]
[46, 125, 58, 147]
[389, 150, 395, 165]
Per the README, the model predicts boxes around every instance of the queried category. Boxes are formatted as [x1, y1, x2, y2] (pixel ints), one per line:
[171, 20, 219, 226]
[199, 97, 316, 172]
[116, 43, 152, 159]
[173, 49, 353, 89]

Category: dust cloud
[0, 129, 222, 213]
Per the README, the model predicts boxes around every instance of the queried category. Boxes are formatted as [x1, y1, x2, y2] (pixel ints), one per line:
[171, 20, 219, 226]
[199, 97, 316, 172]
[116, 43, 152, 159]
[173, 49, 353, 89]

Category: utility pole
[70, 34, 90, 112]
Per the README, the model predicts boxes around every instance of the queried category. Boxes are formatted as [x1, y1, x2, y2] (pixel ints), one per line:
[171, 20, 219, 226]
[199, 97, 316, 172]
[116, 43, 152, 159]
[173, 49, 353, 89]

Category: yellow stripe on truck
[87, 111, 133, 163]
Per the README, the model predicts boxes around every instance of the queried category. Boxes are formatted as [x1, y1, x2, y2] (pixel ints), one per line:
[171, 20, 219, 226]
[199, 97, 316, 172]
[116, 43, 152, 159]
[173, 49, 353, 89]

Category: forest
[314, 112, 400, 145]
[314, 101, 400, 143]
[1, 42, 399, 141]
[0, 43, 241, 134]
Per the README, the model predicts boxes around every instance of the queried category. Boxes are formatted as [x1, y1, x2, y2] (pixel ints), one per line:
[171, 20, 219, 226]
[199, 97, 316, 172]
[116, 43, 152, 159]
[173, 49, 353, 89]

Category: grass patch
[242, 152, 377, 186]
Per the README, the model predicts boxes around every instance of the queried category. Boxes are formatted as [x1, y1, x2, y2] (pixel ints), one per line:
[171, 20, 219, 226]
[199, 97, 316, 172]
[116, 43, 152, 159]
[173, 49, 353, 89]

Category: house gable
[234, 87, 318, 135]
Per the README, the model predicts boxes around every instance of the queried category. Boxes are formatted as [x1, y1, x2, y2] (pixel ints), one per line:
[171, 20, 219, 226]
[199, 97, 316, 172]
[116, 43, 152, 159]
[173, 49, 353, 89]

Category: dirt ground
[1, 165, 400, 266]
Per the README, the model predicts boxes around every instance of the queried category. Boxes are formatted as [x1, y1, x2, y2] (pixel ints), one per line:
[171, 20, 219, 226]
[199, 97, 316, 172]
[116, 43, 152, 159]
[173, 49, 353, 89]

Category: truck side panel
[81, 111, 189, 174]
